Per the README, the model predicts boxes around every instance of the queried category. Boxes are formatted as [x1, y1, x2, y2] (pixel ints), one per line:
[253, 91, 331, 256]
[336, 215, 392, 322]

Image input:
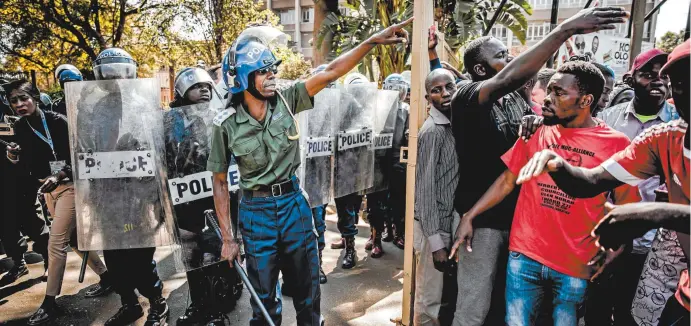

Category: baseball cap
[660, 39, 690, 76]
[627, 48, 668, 75]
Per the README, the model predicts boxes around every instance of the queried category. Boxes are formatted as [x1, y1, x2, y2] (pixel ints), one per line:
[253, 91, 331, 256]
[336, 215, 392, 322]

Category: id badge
[49, 160, 66, 175]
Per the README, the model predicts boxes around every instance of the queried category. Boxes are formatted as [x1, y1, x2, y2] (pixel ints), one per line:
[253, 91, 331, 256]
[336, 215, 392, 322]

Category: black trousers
[103, 247, 163, 304]
[366, 191, 388, 234]
[658, 295, 689, 326]
[0, 174, 49, 266]
[388, 166, 406, 236]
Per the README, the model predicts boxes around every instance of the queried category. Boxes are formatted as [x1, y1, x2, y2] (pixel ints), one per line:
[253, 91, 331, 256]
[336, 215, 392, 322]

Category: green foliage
[316, 0, 412, 83]
[274, 46, 312, 80]
[657, 30, 685, 54]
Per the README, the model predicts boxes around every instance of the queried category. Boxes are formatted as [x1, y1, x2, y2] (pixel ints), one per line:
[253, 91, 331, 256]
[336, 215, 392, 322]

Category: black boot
[319, 249, 327, 284]
[0, 260, 28, 286]
[27, 296, 57, 325]
[177, 271, 207, 325]
[341, 237, 356, 269]
[206, 313, 228, 326]
[86, 271, 114, 297]
[144, 297, 169, 326]
[105, 303, 144, 326]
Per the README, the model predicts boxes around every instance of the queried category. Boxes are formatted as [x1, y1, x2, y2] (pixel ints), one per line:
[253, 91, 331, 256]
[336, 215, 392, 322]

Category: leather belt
[243, 177, 299, 198]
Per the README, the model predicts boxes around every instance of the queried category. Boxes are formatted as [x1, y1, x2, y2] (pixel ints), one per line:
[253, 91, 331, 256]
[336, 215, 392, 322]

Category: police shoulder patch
[213, 107, 236, 126]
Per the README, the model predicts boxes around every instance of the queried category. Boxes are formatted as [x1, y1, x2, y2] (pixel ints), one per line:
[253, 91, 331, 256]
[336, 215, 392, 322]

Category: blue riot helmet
[92, 48, 137, 80]
[222, 25, 288, 95]
[54, 64, 82, 80]
[40, 93, 53, 108]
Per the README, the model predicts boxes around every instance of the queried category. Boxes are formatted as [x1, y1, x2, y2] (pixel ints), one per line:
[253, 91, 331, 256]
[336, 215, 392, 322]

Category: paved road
[0, 213, 405, 325]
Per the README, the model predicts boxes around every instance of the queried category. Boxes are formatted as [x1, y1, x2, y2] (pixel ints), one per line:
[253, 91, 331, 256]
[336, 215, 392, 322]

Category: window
[280, 9, 295, 24]
[339, 7, 350, 16]
[302, 7, 314, 23]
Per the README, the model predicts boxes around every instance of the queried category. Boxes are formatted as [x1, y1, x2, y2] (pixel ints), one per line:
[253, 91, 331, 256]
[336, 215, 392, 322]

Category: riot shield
[365, 89, 399, 194]
[65, 79, 176, 251]
[298, 88, 338, 207]
[332, 83, 375, 198]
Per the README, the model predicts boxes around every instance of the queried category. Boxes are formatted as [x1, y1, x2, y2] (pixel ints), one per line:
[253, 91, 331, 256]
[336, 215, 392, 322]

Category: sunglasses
[256, 64, 278, 75]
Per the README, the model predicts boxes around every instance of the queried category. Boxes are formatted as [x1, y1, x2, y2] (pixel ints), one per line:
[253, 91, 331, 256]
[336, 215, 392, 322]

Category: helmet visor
[93, 63, 137, 80]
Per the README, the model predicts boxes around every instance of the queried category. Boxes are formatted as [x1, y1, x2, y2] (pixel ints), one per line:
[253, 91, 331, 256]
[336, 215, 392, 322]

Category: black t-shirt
[451, 81, 531, 230]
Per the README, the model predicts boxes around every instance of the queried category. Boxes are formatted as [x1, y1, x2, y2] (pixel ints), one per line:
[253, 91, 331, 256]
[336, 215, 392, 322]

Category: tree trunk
[312, 0, 338, 66]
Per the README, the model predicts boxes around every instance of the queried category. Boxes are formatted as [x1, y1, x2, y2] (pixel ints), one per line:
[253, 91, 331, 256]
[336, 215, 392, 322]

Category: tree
[0, 0, 182, 72]
[657, 30, 685, 54]
[316, 0, 412, 83]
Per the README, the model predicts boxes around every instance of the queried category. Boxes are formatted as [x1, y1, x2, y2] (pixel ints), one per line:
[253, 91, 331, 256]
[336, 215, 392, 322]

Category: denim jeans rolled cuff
[334, 193, 362, 238]
[505, 251, 588, 326]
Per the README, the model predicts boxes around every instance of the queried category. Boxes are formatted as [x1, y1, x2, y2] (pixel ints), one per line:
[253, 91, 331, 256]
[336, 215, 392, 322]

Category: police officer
[167, 67, 241, 326]
[51, 64, 83, 116]
[86, 48, 169, 326]
[209, 20, 412, 325]
[382, 73, 409, 249]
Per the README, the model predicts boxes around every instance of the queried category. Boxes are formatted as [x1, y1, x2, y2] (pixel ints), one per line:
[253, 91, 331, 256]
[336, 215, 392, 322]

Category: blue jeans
[239, 177, 322, 326]
[311, 205, 326, 251]
[506, 251, 588, 326]
[334, 193, 362, 238]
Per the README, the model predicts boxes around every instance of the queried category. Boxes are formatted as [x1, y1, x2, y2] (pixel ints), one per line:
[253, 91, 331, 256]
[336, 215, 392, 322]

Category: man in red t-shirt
[516, 40, 690, 326]
[449, 61, 641, 325]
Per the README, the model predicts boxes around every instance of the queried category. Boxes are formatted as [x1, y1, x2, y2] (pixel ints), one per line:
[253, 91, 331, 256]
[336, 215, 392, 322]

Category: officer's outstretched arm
[212, 171, 241, 266]
[305, 17, 414, 97]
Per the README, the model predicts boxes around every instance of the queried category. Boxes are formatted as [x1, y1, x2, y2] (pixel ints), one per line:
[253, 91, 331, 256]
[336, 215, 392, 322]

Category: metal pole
[546, 0, 559, 68]
[644, 0, 667, 22]
[686, 0, 691, 40]
[584, 0, 593, 9]
[629, 0, 647, 68]
[627, 0, 636, 38]
[233, 260, 276, 326]
[483, 0, 509, 36]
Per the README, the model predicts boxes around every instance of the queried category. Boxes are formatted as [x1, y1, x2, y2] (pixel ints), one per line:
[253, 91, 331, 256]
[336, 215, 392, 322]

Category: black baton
[78, 251, 88, 283]
[233, 260, 276, 326]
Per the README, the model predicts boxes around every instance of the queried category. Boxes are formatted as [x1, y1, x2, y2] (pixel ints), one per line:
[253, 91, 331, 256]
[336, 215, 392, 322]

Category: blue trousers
[334, 193, 362, 238]
[311, 205, 326, 251]
[505, 251, 587, 326]
[239, 181, 322, 326]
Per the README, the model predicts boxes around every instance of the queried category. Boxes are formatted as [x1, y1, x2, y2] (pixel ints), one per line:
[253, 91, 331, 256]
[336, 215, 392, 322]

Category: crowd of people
[0, 5, 688, 326]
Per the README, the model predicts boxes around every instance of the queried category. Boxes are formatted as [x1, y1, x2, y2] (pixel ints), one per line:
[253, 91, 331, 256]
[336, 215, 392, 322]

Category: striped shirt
[414, 107, 459, 252]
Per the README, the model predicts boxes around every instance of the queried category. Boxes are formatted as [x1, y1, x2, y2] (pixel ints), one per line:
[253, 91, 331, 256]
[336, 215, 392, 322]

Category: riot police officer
[209, 20, 411, 325]
[167, 67, 242, 326]
[51, 64, 83, 116]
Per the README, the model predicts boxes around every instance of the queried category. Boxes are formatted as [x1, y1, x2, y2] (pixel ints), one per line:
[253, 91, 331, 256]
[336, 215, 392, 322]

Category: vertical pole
[295, 0, 302, 51]
[30, 70, 37, 89]
[685, 0, 691, 41]
[400, 0, 433, 325]
[546, 0, 559, 68]
[629, 0, 646, 68]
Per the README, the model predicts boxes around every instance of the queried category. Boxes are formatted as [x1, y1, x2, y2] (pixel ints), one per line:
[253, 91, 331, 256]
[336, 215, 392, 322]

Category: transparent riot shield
[299, 88, 338, 207]
[65, 79, 176, 251]
[365, 89, 399, 194]
[162, 103, 225, 271]
[332, 83, 375, 198]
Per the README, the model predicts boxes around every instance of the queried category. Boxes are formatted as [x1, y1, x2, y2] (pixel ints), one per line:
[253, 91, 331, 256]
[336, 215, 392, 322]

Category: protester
[609, 73, 635, 107]
[586, 48, 679, 325]
[446, 7, 629, 325]
[531, 68, 556, 109]
[413, 69, 460, 326]
[0, 82, 50, 288]
[51, 64, 83, 116]
[452, 60, 641, 325]
[208, 20, 412, 325]
[4, 79, 113, 325]
[592, 62, 615, 115]
[515, 39, 689, 326]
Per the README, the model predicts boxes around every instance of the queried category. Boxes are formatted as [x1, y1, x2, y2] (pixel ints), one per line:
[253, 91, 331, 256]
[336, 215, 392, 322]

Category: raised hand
[370, 17, 413, 45]
[560, 7, 629, 35]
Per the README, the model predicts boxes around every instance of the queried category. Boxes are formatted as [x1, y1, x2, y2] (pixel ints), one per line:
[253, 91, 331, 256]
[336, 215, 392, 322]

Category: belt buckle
[271, 183, 282, 197]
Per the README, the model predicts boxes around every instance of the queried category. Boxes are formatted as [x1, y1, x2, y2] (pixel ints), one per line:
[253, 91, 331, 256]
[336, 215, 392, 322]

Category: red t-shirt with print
[601, 119, 690, 311]
[502, 121, 641, 279]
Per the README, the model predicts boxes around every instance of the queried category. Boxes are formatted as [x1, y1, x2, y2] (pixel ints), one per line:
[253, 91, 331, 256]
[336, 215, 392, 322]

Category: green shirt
[207, 82, 314, 190]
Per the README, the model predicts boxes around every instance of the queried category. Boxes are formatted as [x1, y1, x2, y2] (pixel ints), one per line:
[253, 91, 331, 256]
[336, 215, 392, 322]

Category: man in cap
[51, 64, 83, 116]
[209, 20, 412, 325]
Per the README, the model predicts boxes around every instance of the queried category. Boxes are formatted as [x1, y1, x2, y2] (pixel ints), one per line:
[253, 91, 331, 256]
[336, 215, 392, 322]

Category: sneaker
[330, 238, 345, 250]
[144, 297, 169, 326]
[206, 313, 229, 326]
[0, 262, 29, 286]
[382, 223, 394, 242]
[27, 306, 59, 325]
[365, 234, 374, 251]
[370, 238, 384, 258]
[393, 236, 405, 250]
[105, 303, 144, 326]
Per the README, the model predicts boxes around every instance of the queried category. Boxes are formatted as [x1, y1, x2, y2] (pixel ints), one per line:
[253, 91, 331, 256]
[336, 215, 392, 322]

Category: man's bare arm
[212, 172, 233, 240]
[475, 7, 628, 106]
